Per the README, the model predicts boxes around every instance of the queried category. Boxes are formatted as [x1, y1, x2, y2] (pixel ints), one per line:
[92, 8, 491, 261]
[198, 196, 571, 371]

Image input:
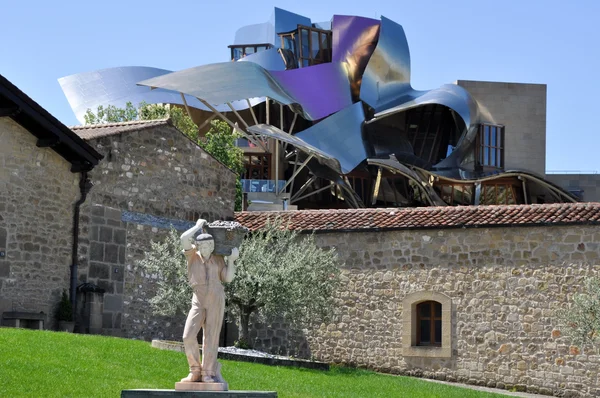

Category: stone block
[105, 244, 119, 264]
[90, 226, 99, 241]
[114, 229, 126, 245]
[90, 242, 104, 261]
[118, 246, 125, 265]
[102, 312, 113, 329]
[96, 279, 114, 294]
[104, 294, 123, 312]
[111, 265, 124, 282]
[0, 227, 6, 248]
[105, 207, 121, 221]
[89, 262, 109, 279]
[91, 205, 105, 217]
[0, 263, 10, 277]
[99, 227, 113, 243]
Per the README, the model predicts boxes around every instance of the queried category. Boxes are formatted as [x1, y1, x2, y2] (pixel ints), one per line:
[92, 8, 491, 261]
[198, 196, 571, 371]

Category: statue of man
[179, 218, 239, 384]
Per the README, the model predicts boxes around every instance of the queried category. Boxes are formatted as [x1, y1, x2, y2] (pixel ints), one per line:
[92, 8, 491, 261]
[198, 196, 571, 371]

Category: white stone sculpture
[177, 218, 239, 390]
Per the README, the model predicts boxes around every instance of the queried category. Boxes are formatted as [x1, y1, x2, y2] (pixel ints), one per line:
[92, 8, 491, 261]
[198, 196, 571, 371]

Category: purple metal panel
[331, 15, 380, 62]
[271, 62, 352, 120]
[331, 15, 380, 100]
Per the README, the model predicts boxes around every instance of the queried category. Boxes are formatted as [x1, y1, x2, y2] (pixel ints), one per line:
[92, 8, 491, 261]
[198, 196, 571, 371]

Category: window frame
[476, 123, 505, 169]
[402, 291, 452, 358]
[416, 301, 442, 347]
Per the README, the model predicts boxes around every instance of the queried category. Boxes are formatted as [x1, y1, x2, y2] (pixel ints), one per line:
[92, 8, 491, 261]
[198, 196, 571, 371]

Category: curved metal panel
[138, 61, 352, 121]
[331, 15, 380, 99]
[270, 62, 353, 120]
[58, 66, 264, 124]
[367, 156, 447, 206]
[238, 48, 286, 71]
[59, 66, 192, 124]
[247, 123, 343, 175]
[359, 16, 411, 112]
[138, 61, 296, 108]
[294, 102, 366, 174]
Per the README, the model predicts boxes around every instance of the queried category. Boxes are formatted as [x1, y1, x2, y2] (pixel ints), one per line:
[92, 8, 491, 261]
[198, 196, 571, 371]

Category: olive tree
[556, 277, 600, 347]
[137, 220, 342, 348]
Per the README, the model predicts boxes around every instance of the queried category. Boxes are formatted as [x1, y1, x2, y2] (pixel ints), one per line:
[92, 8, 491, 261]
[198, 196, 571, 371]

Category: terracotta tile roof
[71, 119, 171, 140]
[235, 203, 600, 233]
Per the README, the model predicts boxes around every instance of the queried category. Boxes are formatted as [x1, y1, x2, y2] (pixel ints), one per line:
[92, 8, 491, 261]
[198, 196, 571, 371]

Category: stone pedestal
[175, 382, 228, 391]
[121, 390, 277, 397]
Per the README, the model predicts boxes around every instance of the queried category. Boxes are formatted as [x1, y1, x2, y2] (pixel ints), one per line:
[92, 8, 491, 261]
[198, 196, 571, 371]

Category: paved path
[422, 378, 552, 397]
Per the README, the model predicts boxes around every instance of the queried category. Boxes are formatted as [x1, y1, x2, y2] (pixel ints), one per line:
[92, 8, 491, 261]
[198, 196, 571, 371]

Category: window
[402, 291, 452, 358]
[479, 183, 519, 205]
[416, 301, 442, 346]
[434, 183, 474, 206]
[243, 153, 271, 180]
[279, 26, 332, 68]
[476, 124, 504, 169]
[228, 44, 273, 61]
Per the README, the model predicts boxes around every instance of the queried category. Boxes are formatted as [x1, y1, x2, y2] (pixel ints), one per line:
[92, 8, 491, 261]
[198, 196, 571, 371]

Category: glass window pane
[484, 125, 490, 146]
[301, 29, 310, 59]
[311, 31, 320, 59]
[245, 47, 255, 55]
[491, 145, 496, 166]
[497, 149, 502, 168]
[233, 48, 243, 61]
[418, 303, 430, 318]
[434, 302, 442, 317]
[497, 185, 506, 204]
[420, 320, 431, 344]
[497, 128, 503, 148]
[507, 186, 515, 205]
[484, 147, 489, 165]
[435, 320, 442, 344]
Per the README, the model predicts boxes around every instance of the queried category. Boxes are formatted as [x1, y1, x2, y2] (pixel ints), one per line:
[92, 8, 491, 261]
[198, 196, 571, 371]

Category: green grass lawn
[0, 328, 506, 398]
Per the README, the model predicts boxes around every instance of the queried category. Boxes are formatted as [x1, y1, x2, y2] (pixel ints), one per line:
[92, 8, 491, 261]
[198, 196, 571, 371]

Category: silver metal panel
[238, 48, 286, 71]
[58, 66, 263, 124]
[138, 61, 352, 121]
[247, 123, 342, 174]
[295, 102, 366, 174]
[360, 16, 411, 112]
[138, 61, 297, 108]
[232, 7, 311, 47]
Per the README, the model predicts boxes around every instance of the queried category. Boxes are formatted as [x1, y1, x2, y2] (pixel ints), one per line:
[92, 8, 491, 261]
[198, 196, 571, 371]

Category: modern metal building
[59, 8, 580, 210]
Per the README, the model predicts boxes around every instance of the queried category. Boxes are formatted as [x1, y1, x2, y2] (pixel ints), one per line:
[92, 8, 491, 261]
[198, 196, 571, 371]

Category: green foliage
[0, 328, 507, 398]
[198, 120, 244, 211]
[56, 289, 73, 322]
[136, 228, 191, 317]
[84, 103, 244, 210]
[226, 218, 342, 343]
[557, 277, 600, 346]
[84, 102, 138, 124]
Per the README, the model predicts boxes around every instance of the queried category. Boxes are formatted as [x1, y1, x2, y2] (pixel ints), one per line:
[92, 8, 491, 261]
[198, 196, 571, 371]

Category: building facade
[59, 8, 588, 212]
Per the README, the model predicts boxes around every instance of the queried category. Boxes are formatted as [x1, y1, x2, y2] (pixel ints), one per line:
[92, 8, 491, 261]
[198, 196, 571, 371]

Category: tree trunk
[238, 306, 252, 347]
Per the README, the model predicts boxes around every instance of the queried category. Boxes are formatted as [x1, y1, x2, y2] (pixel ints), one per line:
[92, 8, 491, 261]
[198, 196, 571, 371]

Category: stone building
[0, 74, 103, 329]
[236, 203, 600, 397]
[70, 119, 237, 337]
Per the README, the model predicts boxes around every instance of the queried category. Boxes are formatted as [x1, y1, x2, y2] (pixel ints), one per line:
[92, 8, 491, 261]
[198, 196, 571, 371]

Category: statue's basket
[205, 225, 249, 255]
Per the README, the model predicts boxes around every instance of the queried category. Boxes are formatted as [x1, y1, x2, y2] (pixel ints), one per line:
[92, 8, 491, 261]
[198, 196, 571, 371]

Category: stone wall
[457, 80, 546, 176]
[74, 123, 237, 337]
[0, 118, 80, 329]
[82, 124, 237, 222]
[250, 224, 600, 397]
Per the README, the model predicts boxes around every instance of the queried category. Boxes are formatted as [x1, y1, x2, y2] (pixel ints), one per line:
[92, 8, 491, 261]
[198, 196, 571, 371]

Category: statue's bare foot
[181, 372, 202, 382]
[202, 375, 216, 383]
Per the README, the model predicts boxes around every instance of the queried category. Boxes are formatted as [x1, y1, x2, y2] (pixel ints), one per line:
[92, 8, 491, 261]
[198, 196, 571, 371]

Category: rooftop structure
[59, 8, 580, 210]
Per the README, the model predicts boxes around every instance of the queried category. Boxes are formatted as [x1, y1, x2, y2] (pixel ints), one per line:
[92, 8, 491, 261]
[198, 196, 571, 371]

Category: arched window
[402, 291, 452, 358]
[416, 301, 442, 346]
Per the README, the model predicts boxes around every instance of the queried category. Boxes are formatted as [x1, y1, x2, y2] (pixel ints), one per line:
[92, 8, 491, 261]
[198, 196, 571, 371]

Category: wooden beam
[0, 106, 19, 117]
[36, 137, 60, 148]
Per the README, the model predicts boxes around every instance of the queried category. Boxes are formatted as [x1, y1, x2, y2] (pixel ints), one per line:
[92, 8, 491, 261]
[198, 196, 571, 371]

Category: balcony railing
[241, 179, 286, 193]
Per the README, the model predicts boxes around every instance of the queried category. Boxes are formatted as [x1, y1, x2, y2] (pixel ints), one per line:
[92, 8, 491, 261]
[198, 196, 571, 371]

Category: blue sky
[1, 0, 598, 172]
